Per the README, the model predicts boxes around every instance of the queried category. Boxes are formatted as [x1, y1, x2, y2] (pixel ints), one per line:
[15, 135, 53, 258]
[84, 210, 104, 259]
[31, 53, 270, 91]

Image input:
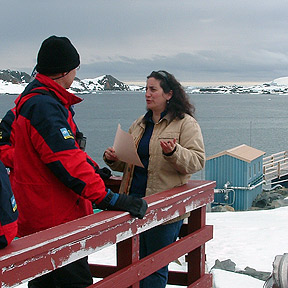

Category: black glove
[95, 167, 112, 180]
[113, 193, 148, 219]
[97, 190, 148, 219]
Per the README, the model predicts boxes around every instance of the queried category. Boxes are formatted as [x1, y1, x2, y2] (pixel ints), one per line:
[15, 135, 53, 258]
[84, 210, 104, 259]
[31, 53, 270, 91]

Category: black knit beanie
[36, 35, 80, 74]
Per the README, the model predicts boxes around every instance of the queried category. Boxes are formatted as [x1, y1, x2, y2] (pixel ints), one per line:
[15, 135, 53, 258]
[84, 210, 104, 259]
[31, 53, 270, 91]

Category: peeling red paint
[0, 180, 215, 288]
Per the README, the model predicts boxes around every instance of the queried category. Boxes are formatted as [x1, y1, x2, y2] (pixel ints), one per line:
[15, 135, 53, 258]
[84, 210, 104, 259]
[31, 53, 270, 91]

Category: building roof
[206, 144, 266, 163]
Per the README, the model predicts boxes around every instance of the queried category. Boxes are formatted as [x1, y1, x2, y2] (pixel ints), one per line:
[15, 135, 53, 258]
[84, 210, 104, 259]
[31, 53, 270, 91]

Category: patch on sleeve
[60, 128, 74, 140]
[10, 195, 17, 212]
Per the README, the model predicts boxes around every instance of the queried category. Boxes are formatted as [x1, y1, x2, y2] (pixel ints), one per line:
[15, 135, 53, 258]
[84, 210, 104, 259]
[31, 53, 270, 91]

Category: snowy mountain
[0, 70, 144, 94]
[270, 76, 288, 86]
[70, 74, 144, 93]
[0, 70, 31, 83]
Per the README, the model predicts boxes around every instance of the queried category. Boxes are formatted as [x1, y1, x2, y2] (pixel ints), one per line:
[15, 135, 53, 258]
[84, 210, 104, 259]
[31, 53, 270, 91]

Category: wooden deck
[263, 151, 288, 182]
[0, 179, 215, 288]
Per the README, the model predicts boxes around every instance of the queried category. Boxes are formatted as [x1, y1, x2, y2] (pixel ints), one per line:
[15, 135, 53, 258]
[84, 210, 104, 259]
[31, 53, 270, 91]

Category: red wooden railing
[0, 179, 215, 288]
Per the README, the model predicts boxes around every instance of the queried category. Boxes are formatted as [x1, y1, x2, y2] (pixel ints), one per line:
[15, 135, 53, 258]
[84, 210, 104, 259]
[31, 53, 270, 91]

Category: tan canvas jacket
[104, 113, 205, 223]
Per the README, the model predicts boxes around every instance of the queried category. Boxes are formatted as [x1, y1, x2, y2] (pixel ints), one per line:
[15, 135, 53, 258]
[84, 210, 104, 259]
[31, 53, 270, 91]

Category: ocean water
[1, 91, 288, 179]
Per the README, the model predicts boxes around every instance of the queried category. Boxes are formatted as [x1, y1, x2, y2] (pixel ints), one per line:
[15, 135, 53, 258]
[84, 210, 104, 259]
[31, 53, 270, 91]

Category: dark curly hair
[147, 70, 195, 119]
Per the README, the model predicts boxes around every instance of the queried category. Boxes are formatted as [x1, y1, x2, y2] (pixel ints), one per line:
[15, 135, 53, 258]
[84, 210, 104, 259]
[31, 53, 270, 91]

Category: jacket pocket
[158, 132, 180, 142]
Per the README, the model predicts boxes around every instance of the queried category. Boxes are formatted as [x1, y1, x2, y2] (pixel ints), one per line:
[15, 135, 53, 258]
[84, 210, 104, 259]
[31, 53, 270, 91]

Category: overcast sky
[1, 0, 288, 85]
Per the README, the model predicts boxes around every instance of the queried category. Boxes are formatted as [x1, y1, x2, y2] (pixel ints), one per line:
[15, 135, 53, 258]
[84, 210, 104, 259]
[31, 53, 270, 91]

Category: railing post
[117, 235, 140, 288]
[186, 205, 207, 285]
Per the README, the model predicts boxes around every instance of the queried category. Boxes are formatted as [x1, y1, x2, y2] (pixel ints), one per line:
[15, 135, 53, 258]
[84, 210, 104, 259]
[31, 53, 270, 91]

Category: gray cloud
[1, 0, 288, 84]
[78, 50, 288, 84]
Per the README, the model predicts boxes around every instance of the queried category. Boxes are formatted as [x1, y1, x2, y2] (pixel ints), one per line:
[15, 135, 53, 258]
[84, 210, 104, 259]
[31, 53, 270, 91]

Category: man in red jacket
[13, 35, 147, 288]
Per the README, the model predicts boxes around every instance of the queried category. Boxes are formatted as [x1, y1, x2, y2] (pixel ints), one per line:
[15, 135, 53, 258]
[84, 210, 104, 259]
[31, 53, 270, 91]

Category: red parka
[14, 74, 107, 237]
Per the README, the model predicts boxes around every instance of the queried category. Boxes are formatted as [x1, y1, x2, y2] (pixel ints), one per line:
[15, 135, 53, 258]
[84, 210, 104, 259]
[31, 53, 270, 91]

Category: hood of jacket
[16, 73, 82, 115]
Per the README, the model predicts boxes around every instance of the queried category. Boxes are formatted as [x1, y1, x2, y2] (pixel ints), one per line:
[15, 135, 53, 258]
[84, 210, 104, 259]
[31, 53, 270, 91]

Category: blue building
[205, 144, 266, 210]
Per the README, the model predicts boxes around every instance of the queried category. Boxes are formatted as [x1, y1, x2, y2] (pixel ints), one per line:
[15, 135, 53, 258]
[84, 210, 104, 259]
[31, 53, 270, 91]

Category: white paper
[113, 124, 144, 168]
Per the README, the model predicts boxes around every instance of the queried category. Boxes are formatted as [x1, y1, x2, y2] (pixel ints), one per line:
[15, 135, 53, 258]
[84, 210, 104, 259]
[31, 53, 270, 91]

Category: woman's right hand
[104, 147, 119, 162]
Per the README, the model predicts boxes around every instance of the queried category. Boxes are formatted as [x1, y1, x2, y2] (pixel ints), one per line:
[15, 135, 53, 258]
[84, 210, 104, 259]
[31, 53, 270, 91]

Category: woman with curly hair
[104, 70, 205, 288]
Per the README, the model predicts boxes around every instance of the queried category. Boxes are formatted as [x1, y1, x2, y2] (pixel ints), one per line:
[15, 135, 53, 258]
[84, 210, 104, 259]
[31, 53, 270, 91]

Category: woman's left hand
[160, 138, 177, 154]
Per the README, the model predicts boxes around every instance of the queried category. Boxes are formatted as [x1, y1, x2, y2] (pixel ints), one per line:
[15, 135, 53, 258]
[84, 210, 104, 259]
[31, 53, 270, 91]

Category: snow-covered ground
[205, 207, 288, 288]
[16, 206, 288, 287]
[0, 80, 27, 95]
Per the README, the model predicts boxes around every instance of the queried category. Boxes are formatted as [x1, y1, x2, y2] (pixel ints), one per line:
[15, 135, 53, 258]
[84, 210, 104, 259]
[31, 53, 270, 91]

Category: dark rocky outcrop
[251, 187, 288, 210]
[0, 69, 31, 84]
[211, 259, 271, 282]
[97, 74, 130, 91]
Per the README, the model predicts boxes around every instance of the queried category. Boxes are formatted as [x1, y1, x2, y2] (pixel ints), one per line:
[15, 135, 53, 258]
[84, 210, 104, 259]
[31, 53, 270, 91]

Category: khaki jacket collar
[139, 110, 174, 128]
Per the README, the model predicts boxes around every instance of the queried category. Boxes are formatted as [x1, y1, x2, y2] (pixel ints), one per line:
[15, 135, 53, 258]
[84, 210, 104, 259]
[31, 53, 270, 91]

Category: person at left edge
[13, 35, 147, 288]
[0, 160, 18, 249]
[0, 102, 19, 187]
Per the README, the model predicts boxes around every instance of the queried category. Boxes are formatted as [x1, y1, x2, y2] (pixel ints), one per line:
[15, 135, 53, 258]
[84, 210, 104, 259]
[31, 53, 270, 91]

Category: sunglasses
[153, 70, 169, 81]
[151, 70, 172, 90]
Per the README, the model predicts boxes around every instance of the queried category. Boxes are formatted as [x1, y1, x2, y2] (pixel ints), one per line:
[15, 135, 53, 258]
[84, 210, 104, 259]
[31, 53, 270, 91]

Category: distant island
[186, 77, 288, 95]
[0, 70, 145, 94]
[0, 69, 288, 95]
